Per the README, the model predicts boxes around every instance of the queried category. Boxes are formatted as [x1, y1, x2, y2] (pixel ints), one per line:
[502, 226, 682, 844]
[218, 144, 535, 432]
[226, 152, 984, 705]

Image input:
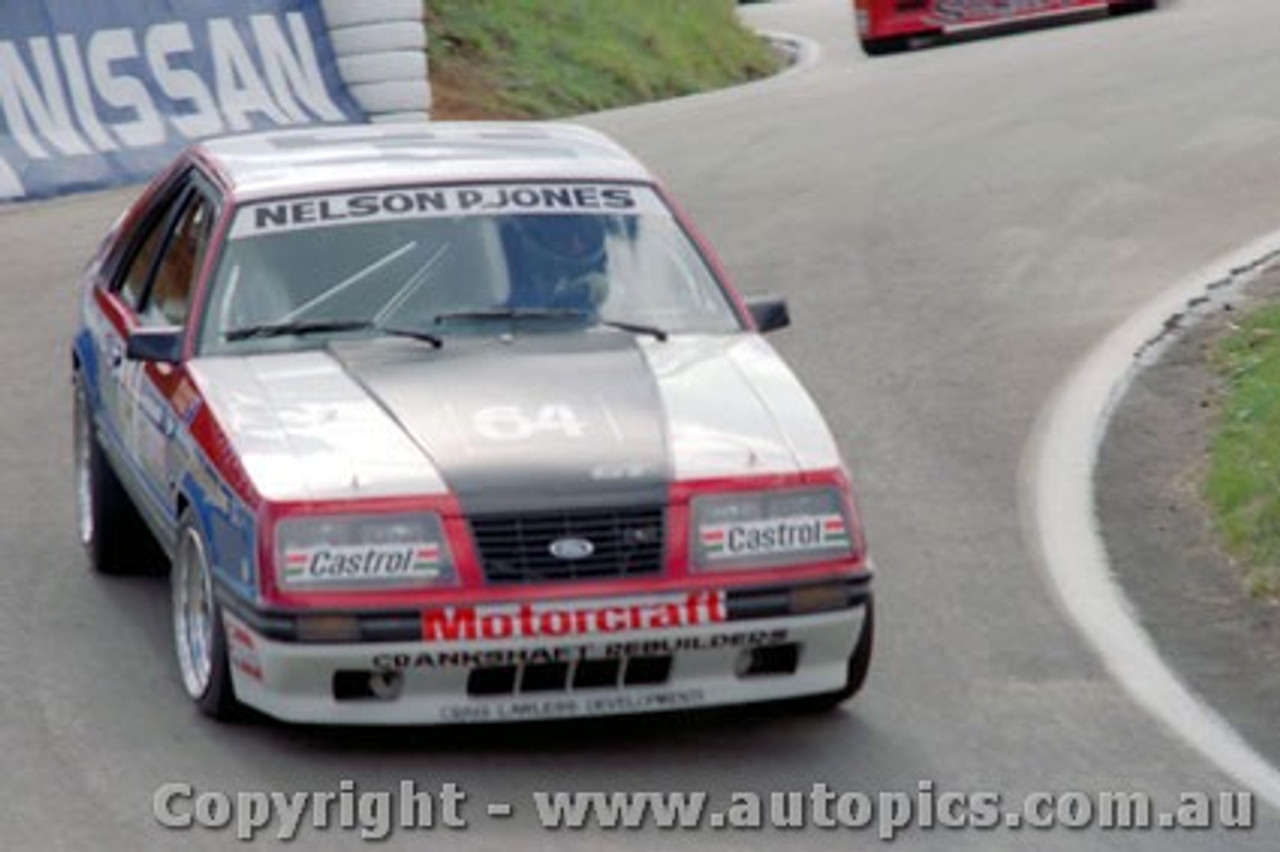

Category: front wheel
[74, 372, 160, 575]
[172, 511, 241, 720]
[861, 36, 909, 57]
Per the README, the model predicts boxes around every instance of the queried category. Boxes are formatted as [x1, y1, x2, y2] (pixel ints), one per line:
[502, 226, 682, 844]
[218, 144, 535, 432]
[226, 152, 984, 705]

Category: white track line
[1023, 233, 1280, 809]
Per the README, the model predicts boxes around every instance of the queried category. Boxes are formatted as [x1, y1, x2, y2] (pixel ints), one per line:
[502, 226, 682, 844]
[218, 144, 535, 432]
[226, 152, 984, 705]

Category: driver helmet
[515, 214, 607, 273]
[510, 214, 609, 309]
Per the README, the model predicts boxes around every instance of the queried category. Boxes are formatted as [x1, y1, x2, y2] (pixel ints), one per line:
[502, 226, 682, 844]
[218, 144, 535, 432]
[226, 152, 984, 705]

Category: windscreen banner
[0, 0, 364, 202]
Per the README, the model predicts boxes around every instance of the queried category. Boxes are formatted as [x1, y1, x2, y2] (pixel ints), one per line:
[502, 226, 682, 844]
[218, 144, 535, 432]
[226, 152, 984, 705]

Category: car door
[92, 170, 216, 541]
[89, 175, 188, 519]
[127, 182, 219, 532]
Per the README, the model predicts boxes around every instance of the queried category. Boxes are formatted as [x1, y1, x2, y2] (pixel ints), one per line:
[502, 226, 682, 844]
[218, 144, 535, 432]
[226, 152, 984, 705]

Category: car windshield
[197, 183, 742, 354]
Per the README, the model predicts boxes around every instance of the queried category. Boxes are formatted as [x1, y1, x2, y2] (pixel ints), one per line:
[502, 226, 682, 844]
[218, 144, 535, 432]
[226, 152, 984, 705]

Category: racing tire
[1109, 0, 1156, 14]
[861, 37, 909, 57]
[172, 510, 242, 721]
[74, 372, 161, 575]
[792, 599, 875, 712]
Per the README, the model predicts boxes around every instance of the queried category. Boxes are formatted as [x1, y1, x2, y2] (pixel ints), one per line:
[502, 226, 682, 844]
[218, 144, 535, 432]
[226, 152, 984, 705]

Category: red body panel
[856, 0, 1114, 41]
[253, 468, 871, 612]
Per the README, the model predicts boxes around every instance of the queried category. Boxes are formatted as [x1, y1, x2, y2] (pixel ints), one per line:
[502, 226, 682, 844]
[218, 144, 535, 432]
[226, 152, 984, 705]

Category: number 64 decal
[473, 404, 587, 442]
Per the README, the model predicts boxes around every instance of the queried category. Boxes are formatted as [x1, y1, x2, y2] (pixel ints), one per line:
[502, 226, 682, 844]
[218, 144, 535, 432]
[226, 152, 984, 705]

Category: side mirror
[745, 295, 790, 334]
[126, 326, 183, 364]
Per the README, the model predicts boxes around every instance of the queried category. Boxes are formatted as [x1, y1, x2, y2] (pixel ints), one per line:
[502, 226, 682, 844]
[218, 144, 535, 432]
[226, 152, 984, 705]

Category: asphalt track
[3, 0, 1280, 848]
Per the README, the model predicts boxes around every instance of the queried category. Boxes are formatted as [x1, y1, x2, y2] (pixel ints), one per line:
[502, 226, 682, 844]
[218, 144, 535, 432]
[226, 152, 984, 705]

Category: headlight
[691, 488, 855, 571]
[274, 513, 454, 590]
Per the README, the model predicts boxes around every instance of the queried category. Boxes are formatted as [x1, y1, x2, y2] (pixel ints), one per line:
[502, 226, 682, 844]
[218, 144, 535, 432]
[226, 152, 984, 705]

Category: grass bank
[424, 0, 780, 119]
[1205, 300, 1280, 597]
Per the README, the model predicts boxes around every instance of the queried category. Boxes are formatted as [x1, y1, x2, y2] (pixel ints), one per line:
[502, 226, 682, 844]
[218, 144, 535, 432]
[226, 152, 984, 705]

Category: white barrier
[320, 0, 431, 120]
[349, 79, 432, 114]
[338, 51, 428, 85]
[320, 0, 422, 28]
[369, 111, 432, 124]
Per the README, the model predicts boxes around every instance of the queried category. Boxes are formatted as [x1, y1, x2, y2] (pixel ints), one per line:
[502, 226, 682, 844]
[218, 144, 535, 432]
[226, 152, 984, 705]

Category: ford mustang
[71, 122, 874, 724]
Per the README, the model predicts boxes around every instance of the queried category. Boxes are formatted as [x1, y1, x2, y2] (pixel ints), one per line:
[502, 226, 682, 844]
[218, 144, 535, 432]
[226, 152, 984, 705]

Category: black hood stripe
[328, 333, 670, 513]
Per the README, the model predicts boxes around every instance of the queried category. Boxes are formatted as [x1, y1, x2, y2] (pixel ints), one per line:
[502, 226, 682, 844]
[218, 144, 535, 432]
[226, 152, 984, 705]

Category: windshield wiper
[224, 319, 442, 348]
[431, 309, 669, 342]
[433, 308, 590, 324]
[376, 325, 445, 348]
[225, 319, 368, 341]
[597, 319, 668, 342]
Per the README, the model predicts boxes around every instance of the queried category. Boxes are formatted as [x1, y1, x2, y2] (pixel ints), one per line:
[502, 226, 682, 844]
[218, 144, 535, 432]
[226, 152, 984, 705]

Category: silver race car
[72, 122, 874, 724]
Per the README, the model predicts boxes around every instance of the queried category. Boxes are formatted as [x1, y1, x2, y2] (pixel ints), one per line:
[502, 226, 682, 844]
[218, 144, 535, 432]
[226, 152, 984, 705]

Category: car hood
[189, 333, 843, 508]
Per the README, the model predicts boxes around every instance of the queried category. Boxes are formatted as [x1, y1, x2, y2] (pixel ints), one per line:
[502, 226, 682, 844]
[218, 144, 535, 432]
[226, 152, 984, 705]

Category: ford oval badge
[549, 537, 595, 560]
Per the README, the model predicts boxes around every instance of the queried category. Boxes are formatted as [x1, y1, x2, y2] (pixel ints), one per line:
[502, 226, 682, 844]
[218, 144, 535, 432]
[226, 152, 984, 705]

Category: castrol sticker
[282, 543, 442, 587]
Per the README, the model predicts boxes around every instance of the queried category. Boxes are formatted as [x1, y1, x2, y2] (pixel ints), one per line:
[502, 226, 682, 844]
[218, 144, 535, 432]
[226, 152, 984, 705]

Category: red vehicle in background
[854, 0, 1155, 55]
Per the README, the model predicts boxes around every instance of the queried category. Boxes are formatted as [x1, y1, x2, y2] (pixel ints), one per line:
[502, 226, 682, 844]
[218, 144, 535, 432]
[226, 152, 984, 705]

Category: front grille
[470, 506, 665, 584]
[467, 656, 672, 696]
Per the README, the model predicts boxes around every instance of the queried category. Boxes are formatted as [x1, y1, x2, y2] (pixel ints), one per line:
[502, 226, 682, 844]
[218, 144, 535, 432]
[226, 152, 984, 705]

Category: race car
[855, 0, 1156, 55]
[71, 122, 874, 724]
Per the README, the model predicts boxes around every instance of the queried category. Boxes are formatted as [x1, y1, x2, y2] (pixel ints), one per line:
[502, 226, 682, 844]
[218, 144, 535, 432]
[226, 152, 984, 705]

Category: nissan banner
[0, 0, 364, 201]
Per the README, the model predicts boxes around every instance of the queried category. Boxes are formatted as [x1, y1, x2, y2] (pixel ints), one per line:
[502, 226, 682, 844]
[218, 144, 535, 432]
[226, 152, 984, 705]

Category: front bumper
[222, 589, 869, 725]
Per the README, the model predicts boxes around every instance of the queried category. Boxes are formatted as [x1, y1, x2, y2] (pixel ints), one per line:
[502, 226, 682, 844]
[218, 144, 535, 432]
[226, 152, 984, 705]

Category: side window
[141, 192, 216, 327]
[117, 213, 169, 309]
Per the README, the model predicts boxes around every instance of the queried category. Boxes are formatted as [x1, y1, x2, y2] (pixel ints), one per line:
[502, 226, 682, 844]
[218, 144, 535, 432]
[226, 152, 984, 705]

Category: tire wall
[320, 0, 432, 123]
